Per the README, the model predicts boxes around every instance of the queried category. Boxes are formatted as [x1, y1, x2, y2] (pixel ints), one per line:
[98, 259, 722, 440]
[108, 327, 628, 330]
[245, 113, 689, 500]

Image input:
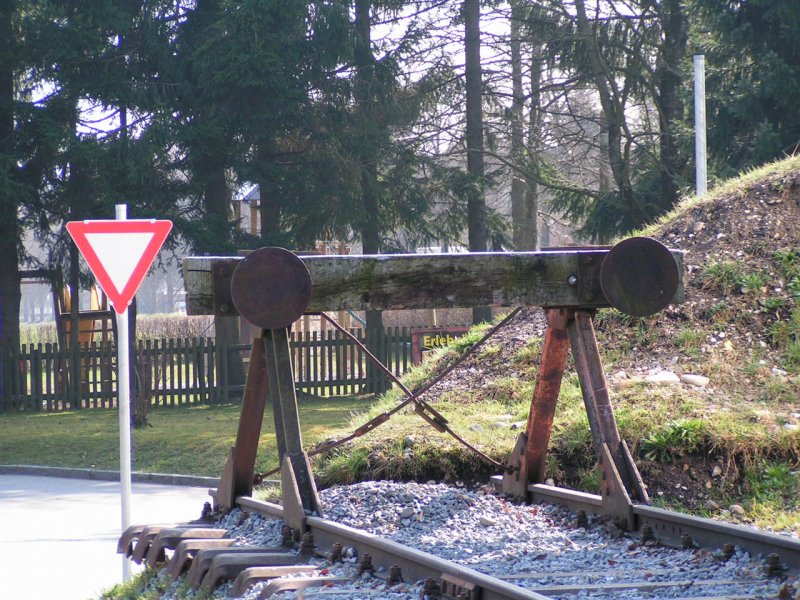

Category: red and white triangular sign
[66, 219, 173, 314]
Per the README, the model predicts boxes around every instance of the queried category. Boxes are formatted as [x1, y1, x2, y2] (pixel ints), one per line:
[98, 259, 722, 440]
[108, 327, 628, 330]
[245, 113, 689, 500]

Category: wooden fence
[0, 328, 412, 413]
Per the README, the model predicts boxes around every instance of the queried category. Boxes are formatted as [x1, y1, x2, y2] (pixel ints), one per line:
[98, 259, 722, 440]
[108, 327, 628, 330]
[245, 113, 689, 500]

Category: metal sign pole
[115, 203, 133, 581]
[694, 54, 707, 197]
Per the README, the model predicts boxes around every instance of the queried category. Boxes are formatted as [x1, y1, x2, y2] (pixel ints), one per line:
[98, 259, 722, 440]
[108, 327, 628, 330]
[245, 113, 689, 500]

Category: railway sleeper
[118, 520, 209, 558]
[189, 548, 309, 590]
[256, 576, 355, 599]
[166, 538, 236, 579]
[229, 565, 319, 597]
[143, 527, 230, 567]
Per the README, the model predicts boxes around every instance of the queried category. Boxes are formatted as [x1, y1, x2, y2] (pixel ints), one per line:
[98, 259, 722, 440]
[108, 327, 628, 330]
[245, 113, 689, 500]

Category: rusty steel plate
[600, 237, 679, 317]
[230, 247, 312, 330]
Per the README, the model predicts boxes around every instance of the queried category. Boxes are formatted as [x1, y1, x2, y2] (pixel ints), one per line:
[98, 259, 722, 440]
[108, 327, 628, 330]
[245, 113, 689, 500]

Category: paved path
[0, 474, 211, 600]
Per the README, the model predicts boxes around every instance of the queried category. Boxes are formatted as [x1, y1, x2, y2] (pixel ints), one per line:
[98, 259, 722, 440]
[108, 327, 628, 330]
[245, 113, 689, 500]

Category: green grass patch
[0, 396, 367, 476]
[98, 569, 160, 600]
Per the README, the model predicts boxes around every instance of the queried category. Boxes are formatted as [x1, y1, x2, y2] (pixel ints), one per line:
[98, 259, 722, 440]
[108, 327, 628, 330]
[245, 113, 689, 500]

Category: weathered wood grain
[183, 250, 684, 316]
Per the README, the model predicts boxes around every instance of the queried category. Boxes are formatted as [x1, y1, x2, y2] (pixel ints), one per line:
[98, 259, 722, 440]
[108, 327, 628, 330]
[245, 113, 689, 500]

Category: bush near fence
[0, 327, 413, 413]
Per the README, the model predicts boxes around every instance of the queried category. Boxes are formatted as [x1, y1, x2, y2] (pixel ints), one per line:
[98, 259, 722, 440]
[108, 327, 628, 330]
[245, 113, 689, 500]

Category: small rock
[712, 465, 723, 477]
[784, 423, 798, 431]
[509, 421, 527, 430]
[468, 423, 484, 433]
[692, 221, 705, 234]
[681, 373, 710, 387]
[403, 435, 416, 448]
[705, 480, 713, 489]
[610, 370, 629, 382]
[646, 370, 681, 386]
[400, 507, 415, 518]
[772, 366, 789, 377]
[479, 516, 497, 527]
[705, 499, 719, 510]
[544, 478, 555, 486]
[729, 504, 746, 516]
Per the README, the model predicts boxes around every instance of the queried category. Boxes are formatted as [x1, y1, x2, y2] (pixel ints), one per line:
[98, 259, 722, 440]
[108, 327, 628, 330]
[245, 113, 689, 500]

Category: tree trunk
[0, 0, 20, 352]
[257, 145, 283, 246]
[524, 40, 544, 251]
[464, 0, 491, 324]
[574, 0, 647, 226]
[655, 0, 688, 209]
[509, 0, 529, 251]
[354, 0, 388, 392]
[205, 166, 245, 388]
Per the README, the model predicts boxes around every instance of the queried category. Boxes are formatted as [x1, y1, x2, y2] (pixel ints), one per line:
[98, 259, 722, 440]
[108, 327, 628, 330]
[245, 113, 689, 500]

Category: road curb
[0, 464, 219, 488]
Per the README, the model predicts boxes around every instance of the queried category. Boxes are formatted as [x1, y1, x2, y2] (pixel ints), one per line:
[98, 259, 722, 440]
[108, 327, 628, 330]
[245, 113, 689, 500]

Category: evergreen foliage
[2, 0, 800, 343]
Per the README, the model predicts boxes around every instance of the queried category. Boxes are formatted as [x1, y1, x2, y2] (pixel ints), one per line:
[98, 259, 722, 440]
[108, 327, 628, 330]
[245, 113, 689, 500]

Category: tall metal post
[115, 203, 133, 581]
[694, 55, 707, 197]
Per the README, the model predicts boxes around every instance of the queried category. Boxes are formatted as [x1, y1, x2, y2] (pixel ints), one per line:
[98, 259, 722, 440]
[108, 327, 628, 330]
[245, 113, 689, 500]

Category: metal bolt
[219, 303, 230, 313]
[722, 543, 735, 561]
[640, 524, 655, 544]
[766, 553, 783, 577]
[583, 290, 595, 301]
[387, 565, 403, 585]
[680, 533, 693, 549]
[330, 543, 343, 563]
[280, 525, 293, 547]
[300, 532, 315, 556]
[575, 509, 589, 529]
[421, 578, 442, 599]
[567, 274, 578, 286]
[584, 256, 593, 265]
[358, 553, 374, 575]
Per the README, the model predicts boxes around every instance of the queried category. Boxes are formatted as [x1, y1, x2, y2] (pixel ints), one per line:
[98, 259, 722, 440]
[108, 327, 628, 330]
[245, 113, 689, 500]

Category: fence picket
[1, 326, 411, 412]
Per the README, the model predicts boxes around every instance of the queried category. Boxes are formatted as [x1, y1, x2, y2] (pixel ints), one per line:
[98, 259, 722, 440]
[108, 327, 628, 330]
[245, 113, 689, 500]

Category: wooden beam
[183, 250, 684, 316]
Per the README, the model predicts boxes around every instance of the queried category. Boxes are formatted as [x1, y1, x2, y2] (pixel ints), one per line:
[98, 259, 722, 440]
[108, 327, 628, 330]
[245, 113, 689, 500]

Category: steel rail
[236, 496, 551, 600]
[516, 481, 800, 571]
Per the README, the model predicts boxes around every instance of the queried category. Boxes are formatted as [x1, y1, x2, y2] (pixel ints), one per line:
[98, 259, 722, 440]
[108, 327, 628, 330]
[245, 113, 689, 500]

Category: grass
[635, 154, 800, 241]
[0, 395, 367, 476]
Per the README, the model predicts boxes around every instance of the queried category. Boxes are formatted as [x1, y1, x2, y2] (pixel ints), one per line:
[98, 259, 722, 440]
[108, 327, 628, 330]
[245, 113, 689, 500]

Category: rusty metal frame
[503, 309, 649, 529]
[216, 327, 321, 518]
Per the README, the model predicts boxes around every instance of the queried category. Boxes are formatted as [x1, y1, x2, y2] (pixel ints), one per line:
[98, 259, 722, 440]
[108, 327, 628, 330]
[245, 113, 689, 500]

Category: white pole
[115, 203, 133, 581]
[694, 55, 707, 197]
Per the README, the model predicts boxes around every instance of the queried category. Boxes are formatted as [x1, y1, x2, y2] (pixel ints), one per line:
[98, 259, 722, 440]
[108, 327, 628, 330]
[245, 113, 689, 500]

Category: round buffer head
[230, 247, 312, 330]
[599, 236, 680, 317]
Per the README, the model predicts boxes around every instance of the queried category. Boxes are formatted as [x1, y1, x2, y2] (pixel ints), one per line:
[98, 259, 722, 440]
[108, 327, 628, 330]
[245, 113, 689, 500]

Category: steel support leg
[568, 311, 649, 527]
[263, 327, 322, 517]
[503, 309, 570, 498]
[216, 338, 269, 511]
[524, 309, 571, 482]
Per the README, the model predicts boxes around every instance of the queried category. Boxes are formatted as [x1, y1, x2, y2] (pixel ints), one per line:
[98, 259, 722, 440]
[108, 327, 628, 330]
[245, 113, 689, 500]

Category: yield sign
[66, 219, 173, 313]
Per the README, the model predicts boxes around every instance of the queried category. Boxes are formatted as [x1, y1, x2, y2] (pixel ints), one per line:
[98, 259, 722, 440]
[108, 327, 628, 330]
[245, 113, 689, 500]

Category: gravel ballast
[148, 481, 791, 599]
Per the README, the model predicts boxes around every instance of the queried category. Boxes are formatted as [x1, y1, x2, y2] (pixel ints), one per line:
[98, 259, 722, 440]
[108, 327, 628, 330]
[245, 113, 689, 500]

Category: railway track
[119, 481, 799, 600]
[115, 243, 800, 599]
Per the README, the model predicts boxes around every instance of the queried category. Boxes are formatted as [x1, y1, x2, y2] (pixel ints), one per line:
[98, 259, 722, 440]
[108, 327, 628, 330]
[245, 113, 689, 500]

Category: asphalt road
[0, 474, 211, 600]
